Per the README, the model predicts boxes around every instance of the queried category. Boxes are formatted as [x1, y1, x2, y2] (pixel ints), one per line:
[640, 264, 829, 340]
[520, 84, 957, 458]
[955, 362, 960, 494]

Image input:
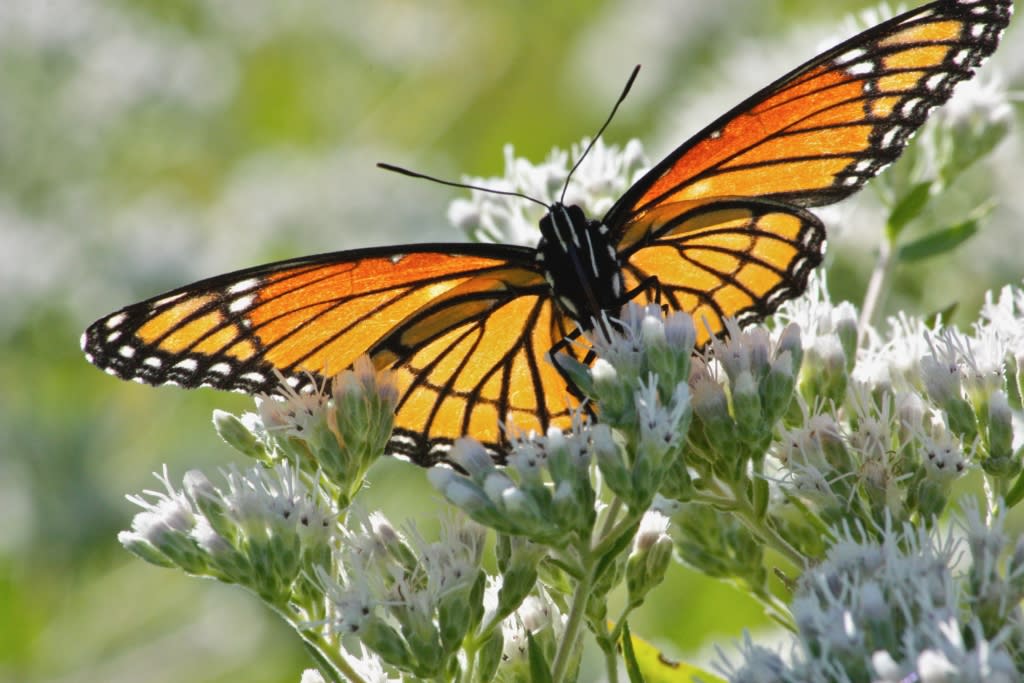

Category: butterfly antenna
[559, 64, 641, 205]
[378, 162, 549, 210]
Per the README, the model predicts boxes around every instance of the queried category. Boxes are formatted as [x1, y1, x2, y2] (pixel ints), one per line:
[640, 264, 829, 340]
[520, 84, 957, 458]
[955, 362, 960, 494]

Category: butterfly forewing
[605, 0, 1012, 228]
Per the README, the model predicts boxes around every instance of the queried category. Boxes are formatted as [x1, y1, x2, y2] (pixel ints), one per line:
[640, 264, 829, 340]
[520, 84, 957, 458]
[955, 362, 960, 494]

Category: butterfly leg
[547, 328, 598, 410]
[619, 275, 664, 311]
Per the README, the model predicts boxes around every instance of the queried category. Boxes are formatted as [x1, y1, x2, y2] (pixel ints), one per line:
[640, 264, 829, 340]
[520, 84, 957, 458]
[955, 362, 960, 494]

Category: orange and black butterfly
[83, 0, 1011, 465]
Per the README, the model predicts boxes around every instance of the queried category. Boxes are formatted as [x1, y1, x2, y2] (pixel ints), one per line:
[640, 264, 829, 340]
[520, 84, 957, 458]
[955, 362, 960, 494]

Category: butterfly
[82, 0, 1011, 465]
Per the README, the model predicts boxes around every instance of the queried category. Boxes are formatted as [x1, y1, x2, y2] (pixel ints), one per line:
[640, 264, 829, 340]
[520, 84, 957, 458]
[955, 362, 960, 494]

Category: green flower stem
[751, 586, 798, 633]
[859, 235, 895, 339]
[592, 514, 641, 559]
[591, 495, 644, 560]
[550, 494, 643, 683]
[695, 481, 806, 569]
[305, 631, 367, 683]
[463, 638, 478, 683]
[273, 603, 367, 683]
[603, 636, 620, 683]
[991, 475, 1009, 505]
[600, 496, 624, 534]
[608, 604, 633, 644]
[550, 566, 593, 683]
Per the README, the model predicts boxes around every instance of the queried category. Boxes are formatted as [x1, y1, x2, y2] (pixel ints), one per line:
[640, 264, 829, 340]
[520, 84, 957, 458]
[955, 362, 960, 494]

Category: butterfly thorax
[536, 203, 624, 327]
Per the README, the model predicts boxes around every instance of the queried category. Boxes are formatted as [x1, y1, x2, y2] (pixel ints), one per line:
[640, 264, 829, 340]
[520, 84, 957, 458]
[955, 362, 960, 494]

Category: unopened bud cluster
[119, 462, 335, 606]
[215, 356, 398, 507]
[721, 503, 1024, 683]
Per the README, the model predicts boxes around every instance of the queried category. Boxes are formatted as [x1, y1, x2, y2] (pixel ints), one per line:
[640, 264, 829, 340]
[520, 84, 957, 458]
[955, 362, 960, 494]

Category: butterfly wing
[82, 244, 582, 463]
[374, 281, 584, 464]
[607, 0, 1009, 341]
[606, 0, 1011, 226]
[618, 197, 825, 344]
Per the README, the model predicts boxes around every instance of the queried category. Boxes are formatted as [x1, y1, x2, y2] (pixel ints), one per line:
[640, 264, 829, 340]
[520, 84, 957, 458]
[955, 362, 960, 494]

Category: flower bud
[761, 350, 796, 422]
[626, 534, 673, 607]
[329, 357, 397, 485]
[438, 571, 484, 654]
[428, 468, 502, 524]
[138, 510, 208, 572]
[833, 303, 859, 371]
[476, 630, 504, 682]
[800, 336, 848, 406]
[943, 397, 978, 444]
[497, 484, 549, 534]
[775, 322, 804, 374]
[648, 312, 696, 394]
[594, 427, 633, 500]
[591, 357, 633, 427]
[915, 478, 951, 519]
[360, 616, 416, 671]
[731, 370, 763, 443]
[920, 354, 962, 406]
[552, 352, 594, 399]
[212, 410, 266, 461]
[449, 437, 497, 482]
[691, 373, 733, 449]
[812, 414, 853, 475]
[987, 390, 1014, 462]
[117, 530, 177, 568]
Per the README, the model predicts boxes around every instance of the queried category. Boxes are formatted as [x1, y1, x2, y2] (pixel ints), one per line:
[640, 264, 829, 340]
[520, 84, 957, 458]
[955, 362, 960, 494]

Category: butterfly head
[536, 202, 624, 326]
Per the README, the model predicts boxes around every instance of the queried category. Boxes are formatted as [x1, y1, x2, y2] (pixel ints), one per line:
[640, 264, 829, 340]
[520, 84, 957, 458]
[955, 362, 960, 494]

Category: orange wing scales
[387, 295, 582, 464]
[81, 248, 537, 394]
[605, 0, 1011, 227]
[621, 199, 825, 346]
[83, 0, 1011, 467]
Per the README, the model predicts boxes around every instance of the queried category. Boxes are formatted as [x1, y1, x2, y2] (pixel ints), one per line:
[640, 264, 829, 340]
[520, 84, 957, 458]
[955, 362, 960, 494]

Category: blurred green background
[1, 1, 1021, 681]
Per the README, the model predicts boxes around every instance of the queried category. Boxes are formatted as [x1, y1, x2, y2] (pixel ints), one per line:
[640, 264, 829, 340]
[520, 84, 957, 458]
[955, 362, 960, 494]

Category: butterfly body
[536, 203, 624, 323]
[83, 0, 1012, 465]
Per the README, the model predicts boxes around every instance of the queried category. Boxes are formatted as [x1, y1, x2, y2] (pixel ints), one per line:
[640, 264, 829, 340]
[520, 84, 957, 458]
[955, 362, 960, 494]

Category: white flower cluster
[447, 139, 647, 246]
[722, 502, 1024, 683]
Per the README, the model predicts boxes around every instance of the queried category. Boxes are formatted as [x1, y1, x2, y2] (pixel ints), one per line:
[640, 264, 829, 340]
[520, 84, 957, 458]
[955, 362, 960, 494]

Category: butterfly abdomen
[536, 203, 625, 327]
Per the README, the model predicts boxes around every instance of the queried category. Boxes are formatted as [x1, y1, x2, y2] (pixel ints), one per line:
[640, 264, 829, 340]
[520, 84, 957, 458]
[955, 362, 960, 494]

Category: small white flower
[633, 509, 671, 553]
[299, 668, 326, 683]
[449, 139, 648, 246]
[125, 465, 197, 538]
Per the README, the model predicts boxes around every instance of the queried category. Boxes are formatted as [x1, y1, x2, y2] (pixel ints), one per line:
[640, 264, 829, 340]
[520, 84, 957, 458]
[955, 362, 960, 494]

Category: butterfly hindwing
[384, 292, 584, 463]
[619, 198, 826, 344]
[605, 0, 1012, 229]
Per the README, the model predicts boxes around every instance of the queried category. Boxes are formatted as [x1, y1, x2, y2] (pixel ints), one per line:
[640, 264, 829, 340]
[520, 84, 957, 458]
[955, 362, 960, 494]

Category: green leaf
[924, 301, 959, 328]
[621, 626, 726, 683]
[527, 631, 553, 683]
[1005, 463, 1024, 508]
[897, 219, 978, 263]
[622, 621, 645, 683]
[885, 181, 933, 241]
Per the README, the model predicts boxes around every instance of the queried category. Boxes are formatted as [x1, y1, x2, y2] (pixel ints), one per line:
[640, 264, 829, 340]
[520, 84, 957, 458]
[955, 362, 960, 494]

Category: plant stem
[550, 561, 593, 683]
[592, 512, 642, 558]
[859, 235, 895, 340]
[733, 496, 805, 568]
[604, 639, 620, 683]
[599, 497, 624, 539]
[695, 480, 806, 568]
[463, 640, 477, 683]
[276, 605, 367, 683]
